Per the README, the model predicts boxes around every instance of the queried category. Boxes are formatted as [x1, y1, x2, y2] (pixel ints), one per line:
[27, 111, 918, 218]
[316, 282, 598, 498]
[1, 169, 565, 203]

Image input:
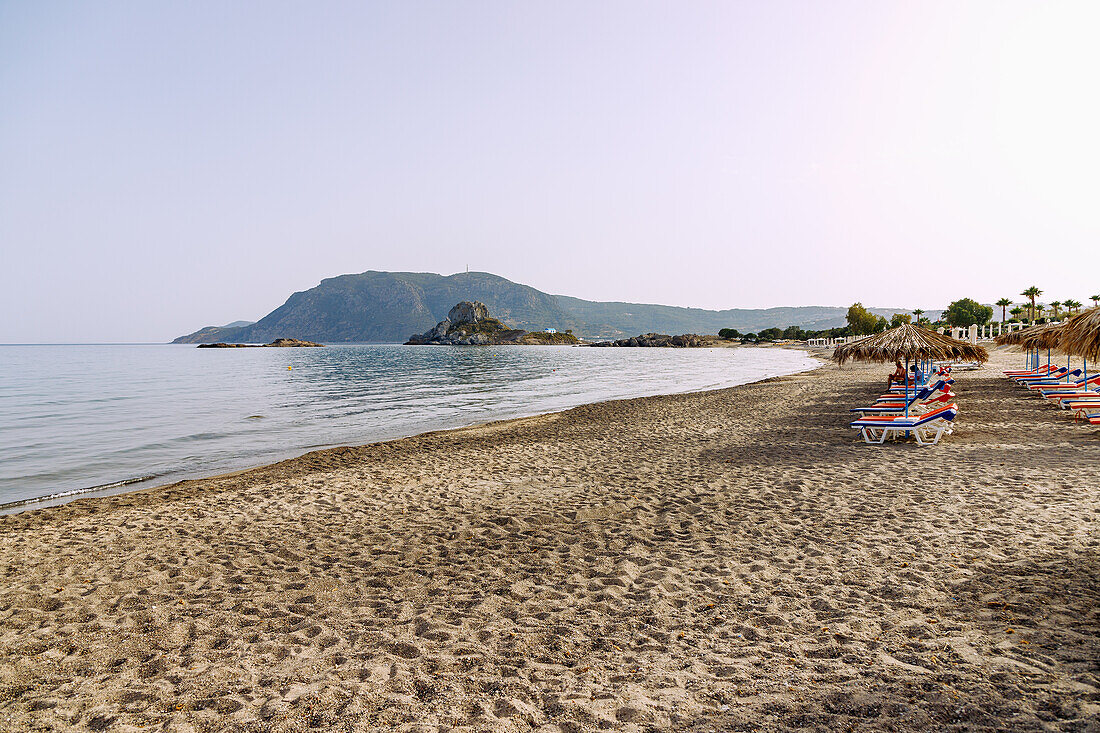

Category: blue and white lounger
[850, 404, 958, 446]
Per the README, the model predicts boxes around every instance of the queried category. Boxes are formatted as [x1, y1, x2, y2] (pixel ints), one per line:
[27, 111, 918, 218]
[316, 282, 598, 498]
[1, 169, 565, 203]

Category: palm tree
[913, 308, 924, 324]
[1065, 299, 1082, 314]
[1050, 300, 1062, 319]
[1035, 303, 1046, 321]
[1010, 306, 1025, 321]
[996, 298, 1012, 322]
[1091, 294, 1100, 308]
[1021, 286, 1042, 322]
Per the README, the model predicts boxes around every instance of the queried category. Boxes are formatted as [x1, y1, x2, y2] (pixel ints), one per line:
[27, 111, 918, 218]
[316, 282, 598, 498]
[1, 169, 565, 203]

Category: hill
[172, 271, 927, 343]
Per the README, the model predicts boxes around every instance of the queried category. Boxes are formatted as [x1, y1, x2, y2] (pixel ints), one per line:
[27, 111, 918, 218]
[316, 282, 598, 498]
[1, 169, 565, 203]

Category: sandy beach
[1, 348, 1097, 732]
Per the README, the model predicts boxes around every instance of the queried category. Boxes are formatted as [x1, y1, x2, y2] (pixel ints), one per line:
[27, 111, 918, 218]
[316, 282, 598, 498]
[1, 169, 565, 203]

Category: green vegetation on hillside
[446, 317, 508, 337]
[520, 331, 579, 345]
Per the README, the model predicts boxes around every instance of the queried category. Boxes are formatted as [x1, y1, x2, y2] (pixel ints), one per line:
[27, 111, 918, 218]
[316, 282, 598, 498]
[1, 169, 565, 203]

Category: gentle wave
[0, 475, 158, 510]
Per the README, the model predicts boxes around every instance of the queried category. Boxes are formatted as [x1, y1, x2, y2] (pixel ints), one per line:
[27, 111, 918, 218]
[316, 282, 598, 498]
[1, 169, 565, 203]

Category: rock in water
[197, 338, 324, 348]
[406, 301, 578, 346]
[266, 338, 324, 347]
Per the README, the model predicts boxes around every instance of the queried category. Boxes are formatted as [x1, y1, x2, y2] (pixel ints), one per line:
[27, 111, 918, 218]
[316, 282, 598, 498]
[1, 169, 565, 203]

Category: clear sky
[2, 1, 1098, 342]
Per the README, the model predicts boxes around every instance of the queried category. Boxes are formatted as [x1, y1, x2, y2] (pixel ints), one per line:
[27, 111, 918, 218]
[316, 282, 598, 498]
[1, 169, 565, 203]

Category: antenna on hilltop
[466, 264, 469, 274]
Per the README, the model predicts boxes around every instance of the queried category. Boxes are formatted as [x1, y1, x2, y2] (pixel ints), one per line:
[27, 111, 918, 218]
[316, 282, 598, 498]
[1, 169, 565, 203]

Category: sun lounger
[1015, 368, 1074, 385]
[1028, 374, 1100, 392]
[1011, 364, 1065, 378]
[875, 390, 956, 407]
[1065, 398, 1100, 414]
[860, 390, 928, 412]
[850, 404, 958, 445]
[883, 378, 954, 397]
[852, 391, 956, 417]
[1004, 364, 1056, 377]
[1042, 387, 1095, 405]
[871, 383, 955, 406]
[880, 384, 953, 406]
[875, 384, 936, 403]
[1075, 410, 1100, 425]
[1039, 384, 1100, 399]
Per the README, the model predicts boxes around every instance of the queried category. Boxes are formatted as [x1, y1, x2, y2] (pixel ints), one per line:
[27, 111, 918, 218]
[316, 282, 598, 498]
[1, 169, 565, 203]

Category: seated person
[911, 364, 925, 385]
[887, 360, 906, 389]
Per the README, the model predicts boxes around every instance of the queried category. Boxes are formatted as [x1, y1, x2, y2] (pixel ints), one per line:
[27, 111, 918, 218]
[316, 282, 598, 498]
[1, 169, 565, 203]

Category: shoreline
[1, 349, 1097, 731]
[1, 350, 824, 517]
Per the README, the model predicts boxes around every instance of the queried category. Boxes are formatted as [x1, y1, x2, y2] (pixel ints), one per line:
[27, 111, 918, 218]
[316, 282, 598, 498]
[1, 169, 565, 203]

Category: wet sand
[1, 349, 1098, 732]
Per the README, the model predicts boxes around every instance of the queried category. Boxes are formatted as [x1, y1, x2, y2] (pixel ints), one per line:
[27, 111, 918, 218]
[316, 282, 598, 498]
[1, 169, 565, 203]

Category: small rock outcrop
[406, 301, 578, 346]
[197, 338, 324, 348]
[446, 301, 490, 325]
[590, 333, 706, 348]
[266, 338, 324, 347]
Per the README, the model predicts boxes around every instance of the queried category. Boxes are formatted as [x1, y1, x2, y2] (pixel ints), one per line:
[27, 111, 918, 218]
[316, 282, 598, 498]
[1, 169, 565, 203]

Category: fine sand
[1, 349, 1098, 732]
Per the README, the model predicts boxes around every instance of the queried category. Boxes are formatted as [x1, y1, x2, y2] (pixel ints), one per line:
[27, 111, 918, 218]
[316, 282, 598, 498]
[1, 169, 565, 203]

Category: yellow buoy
[287, 366, 292, 370]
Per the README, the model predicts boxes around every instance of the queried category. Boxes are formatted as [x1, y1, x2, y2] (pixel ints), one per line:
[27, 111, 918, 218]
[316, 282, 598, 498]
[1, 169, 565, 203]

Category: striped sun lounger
[882, 378, 954, 398]
[854, 391, 956, 417]
[1050, 394, 1100, 410]
[875, 384, 937, 403]
[1067, 400, 1100, 416]
[1030, 375, 1100, 393]
[1012, 365, 1066, 377]
[1041, 387, 1099, 402]
[850, 404, 958, 445]
[1016, 368, 1076, 386]
[1079, 411, 1100, 425]
[1004, 364, 1057, 377]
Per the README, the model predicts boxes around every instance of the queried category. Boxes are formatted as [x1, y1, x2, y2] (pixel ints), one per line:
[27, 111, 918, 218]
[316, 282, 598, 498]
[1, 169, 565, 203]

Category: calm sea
[0, 344, 819, 513]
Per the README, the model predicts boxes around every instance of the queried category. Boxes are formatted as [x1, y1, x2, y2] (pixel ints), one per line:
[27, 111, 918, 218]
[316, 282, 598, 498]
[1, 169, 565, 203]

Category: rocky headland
[197, 338, 324, 348]
[171, 269, 922, 344]
[590, 332, 709, 347]
[405, 301, 579, 345]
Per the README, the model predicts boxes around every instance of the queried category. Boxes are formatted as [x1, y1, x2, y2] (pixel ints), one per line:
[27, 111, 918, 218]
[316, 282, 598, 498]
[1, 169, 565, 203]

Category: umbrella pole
[905, 357, 910, 418]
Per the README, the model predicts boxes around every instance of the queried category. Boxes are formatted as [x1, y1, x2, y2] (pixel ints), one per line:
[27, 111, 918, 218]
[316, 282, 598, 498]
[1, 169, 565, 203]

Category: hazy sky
[3, 1, 1098, 342]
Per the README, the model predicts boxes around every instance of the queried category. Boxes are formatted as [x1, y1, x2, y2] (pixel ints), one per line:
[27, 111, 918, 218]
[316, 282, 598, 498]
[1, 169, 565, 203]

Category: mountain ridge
[172, 270, 933, 343]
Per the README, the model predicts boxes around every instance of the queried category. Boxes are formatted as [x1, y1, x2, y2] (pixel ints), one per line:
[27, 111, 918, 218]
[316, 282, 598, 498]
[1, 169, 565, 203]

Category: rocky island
[197, 338, 324, 348]
[405, 301, 579, 345]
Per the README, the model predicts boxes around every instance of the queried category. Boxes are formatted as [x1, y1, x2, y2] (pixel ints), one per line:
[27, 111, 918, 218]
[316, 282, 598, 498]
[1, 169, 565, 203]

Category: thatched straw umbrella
[996, 323, 1055, 372]
[995, 322, 1072, 374]
[1058, 307, 1100, 384]
[994, 324, 1042, 347]
[833, 324, 988, 416]
[1060, 307, 1100, 361]
[834, 323, 988, 365]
